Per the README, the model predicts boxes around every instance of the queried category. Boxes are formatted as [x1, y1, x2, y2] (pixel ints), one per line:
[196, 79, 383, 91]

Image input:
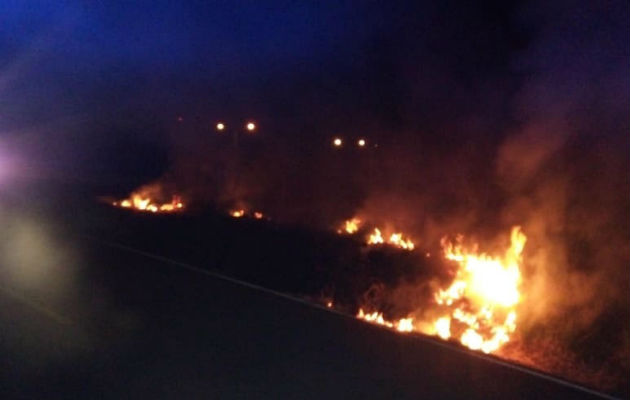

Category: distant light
[333, 137, 343, 147]
[177, 116, 183, 122]
[357, 138, 366, 147]
[246, 122, 256, 131]
[216, 122, 225, 131]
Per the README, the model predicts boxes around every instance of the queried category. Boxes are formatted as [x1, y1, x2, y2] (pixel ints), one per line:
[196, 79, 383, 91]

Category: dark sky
[0, 0, 533, 182]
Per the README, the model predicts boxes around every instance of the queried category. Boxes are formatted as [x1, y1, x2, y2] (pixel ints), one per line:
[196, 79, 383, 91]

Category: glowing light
[435, 317, 451, 340]
[366, 227, 414, 250]
[333, 137, 343, 147]
[254, 211, 264, 219]
[429, 226, 526, 353]
[396, 318, 414, 332]
[367, 228, 384, 245]
[356, 226, 526, 355]
[338, 218, 361, 234]
[246, 122, 256, 131]
[231, 209, 245, 218]
[112, 189, 184, 214]
[356, 308, 414, 333]
[216, 122, 225, 131]
[357, 138, 366, 147]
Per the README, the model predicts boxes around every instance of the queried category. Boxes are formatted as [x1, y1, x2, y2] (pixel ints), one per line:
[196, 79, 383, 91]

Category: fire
[229, 209, 266, 219]
[355, 226, 526, 355]
[434, 316, 451, 339]
[357, 308, 415, 333]
[113, 193, 183, 213]
[367, 227, 414, 250]
[367, 228, 384, 244]
[388, 232, 415, 250]
[428, 226, 526, 353]
[338, 218, 361, 234]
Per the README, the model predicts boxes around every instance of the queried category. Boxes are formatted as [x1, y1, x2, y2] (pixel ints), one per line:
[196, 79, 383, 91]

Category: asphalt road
[0, 233, 614, 399]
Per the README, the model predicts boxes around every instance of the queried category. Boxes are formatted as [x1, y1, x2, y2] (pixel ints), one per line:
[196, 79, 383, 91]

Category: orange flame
[338, 218, 361, 234]
[113, 193, 183, 213]
[367, 227, 414, 250]
[356, 226, 526, 355]
[428, 226, 525, 353]
[357, 308, 415, 332]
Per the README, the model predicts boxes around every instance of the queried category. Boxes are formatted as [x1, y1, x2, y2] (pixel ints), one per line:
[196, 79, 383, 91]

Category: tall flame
[430, 226, 526, 353]
[355, 226, 526, 355]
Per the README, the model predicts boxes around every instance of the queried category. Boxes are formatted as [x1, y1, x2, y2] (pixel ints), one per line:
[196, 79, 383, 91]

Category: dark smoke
[495, 0, 629, 392]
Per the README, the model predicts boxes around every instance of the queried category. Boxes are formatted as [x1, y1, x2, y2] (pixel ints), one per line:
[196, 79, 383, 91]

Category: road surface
[0, 233, 614, 399]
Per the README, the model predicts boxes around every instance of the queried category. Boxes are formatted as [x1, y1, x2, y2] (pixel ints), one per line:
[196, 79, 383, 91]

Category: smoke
[496, 0, 629, 390]
[330, 0, 629, 392]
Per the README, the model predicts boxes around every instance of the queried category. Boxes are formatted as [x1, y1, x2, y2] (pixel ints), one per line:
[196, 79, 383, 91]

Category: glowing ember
[366, 227, 414, 250]
[338, 218, 361, 234]
[113, 193, 183, 213]
[253, 211, 264, 219]
[356, 226, 526, 355]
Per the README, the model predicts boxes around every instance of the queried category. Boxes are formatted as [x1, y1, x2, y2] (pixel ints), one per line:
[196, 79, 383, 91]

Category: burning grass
[337, 218, 415, 251]
[111, 183, 184, 213]
[354, 226, 526, 355]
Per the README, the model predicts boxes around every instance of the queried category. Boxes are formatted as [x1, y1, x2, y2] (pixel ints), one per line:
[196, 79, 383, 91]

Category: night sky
[0, 0, 628, 220]
[0, 1, 532, 180]
[0, 0, 629, 393]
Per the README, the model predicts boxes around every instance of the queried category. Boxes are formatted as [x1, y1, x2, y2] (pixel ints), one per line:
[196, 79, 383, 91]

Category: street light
[216, 122, 225, 131]
[357, 138, 366, 147]
[333, 137, 343, 147]
[246, 122, 256, 132]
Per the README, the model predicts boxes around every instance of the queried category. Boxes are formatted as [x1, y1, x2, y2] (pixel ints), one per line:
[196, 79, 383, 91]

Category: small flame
[113, 192, 184, 213]
[254, 211, 264, 219]
[356, 308, 414, 333]
[366, 227, 414, 250]
[338, 218, 361, 234]
[367, 228, 384, 245]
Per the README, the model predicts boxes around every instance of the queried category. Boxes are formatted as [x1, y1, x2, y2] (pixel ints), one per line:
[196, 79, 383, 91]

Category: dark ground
[0, 182, 622, 399]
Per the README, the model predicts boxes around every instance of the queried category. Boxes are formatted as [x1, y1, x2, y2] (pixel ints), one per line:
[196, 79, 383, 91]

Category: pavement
[0, 229, 614, 399]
